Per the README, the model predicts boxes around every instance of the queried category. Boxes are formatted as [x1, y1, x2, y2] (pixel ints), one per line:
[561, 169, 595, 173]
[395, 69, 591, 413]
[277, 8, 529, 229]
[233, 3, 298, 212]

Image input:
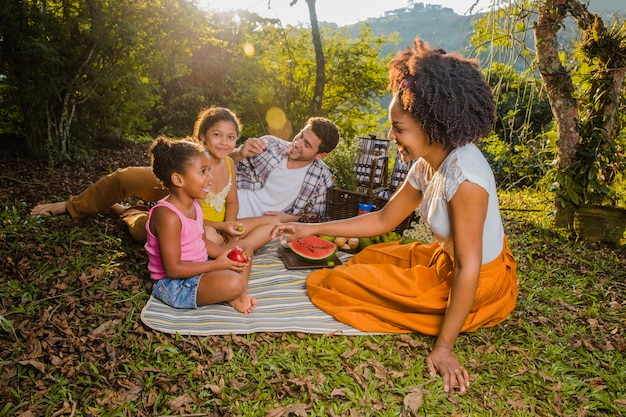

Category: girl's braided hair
[149, 136, 207, 188]
[388, 38, 495, 148]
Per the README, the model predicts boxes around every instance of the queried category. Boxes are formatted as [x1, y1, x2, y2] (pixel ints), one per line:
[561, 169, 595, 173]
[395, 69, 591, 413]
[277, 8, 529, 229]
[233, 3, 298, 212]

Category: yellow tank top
[200, 158, 232, 222]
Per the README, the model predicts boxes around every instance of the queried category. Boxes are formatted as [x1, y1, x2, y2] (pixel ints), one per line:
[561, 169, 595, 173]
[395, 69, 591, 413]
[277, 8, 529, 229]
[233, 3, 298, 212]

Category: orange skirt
[306, 239, 518, 335]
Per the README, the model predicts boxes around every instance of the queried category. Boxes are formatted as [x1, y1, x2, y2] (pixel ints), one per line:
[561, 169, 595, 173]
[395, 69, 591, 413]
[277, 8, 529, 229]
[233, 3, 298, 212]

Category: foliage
[324, 135, 358, 190]
[554, 20, 626, 207]
[470, 0, 626, 222]
[478, 62, 555, 188]
[0, 0, 215, 159]
[228, 23, 390, 139]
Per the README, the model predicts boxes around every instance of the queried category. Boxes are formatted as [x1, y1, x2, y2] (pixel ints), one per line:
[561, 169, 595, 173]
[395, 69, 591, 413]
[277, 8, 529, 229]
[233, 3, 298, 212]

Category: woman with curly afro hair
[271, 38, 517, 394]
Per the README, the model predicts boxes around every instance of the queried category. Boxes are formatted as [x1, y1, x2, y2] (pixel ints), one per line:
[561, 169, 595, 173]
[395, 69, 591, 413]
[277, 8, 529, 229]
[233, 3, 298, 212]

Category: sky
[199, 0, 492, 26]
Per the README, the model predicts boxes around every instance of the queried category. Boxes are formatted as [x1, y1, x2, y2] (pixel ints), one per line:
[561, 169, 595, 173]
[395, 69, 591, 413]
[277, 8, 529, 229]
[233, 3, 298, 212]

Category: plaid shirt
[236, 135, 334, 216]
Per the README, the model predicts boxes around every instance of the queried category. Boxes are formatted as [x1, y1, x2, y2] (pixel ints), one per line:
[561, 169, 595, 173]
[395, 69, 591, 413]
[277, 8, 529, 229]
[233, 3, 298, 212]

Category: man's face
[287, 125, 326, 162]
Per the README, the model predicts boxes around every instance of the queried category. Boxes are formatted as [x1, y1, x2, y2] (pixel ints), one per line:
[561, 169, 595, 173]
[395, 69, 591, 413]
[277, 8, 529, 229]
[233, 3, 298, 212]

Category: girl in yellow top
[193, 106, 280, 251]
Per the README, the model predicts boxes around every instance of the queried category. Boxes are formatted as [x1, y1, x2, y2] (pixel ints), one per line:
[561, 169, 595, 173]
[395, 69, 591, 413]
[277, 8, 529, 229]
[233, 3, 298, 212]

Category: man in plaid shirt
[231, 117, 340, 221]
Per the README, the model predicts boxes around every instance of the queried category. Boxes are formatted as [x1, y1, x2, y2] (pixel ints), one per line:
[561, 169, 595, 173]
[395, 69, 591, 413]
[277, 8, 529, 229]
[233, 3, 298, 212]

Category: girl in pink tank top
[145, 136, 257, 314]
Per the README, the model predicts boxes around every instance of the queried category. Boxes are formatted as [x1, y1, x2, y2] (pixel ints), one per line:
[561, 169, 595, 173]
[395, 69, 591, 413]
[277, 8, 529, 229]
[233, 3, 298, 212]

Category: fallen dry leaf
[401, 387, 423, 417]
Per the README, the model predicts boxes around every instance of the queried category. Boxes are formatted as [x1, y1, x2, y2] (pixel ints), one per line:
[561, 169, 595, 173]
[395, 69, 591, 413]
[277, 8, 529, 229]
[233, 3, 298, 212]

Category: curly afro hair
[388, 38, 495, 148]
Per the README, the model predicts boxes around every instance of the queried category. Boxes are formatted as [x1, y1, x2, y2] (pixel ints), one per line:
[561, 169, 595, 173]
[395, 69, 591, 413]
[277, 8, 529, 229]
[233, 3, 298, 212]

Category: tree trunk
[305, 0, 325, 116]
[533, 0, 580, 227]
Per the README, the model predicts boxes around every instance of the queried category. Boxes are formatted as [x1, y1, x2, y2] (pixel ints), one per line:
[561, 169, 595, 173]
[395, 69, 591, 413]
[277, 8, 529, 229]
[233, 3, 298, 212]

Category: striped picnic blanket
[140, 241, 376, 336]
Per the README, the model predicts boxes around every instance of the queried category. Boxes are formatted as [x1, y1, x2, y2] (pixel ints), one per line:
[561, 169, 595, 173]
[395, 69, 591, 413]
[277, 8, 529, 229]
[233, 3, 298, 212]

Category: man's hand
[264, 211, 299, 223]
[234, 137, 266, 161]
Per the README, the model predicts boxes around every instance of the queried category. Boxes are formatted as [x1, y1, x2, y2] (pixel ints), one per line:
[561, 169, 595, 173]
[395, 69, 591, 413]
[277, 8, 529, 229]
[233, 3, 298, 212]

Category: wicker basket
[326, 187, 415, 233]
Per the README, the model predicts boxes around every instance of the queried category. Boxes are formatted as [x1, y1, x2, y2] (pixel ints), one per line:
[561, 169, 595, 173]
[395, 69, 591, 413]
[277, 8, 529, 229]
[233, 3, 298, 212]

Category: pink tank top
[145, 199, 207, 279]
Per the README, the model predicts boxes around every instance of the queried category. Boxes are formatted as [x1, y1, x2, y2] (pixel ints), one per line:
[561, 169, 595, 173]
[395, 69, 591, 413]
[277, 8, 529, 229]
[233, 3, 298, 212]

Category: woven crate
[388, 159, 415, 192]
[354, 135, 390, 196]
[326, 187, 416, 234]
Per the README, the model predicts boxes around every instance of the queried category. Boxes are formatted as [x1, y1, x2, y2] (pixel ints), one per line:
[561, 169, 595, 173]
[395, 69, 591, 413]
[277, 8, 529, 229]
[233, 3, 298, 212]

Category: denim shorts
[152, 274, 202, 309]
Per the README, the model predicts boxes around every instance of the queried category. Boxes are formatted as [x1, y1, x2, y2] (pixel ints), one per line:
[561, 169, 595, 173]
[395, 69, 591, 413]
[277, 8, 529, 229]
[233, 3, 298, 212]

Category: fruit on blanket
[358, 237, 374, 250]
[289, 235, 338, 262]
[227, 246, 250, 263]
[357, 232, 403, 250]
[317, 233, 402, 253]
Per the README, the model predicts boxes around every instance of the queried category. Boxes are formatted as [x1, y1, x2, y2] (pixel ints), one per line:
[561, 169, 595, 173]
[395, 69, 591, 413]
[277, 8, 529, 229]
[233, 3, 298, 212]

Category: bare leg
[196, 241, 257, 313]
[236, 215, 281, 251]
[204, 226, 226, 246]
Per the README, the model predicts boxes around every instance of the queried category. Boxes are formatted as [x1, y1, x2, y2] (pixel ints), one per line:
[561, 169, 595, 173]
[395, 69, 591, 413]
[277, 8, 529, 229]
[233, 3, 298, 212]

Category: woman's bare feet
[228, 293, 257, 314]
[30, 201, 68, 216]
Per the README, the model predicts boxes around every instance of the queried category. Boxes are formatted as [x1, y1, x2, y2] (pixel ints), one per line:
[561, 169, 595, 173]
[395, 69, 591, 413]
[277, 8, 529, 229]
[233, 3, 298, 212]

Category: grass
[0, 189, 625, 416]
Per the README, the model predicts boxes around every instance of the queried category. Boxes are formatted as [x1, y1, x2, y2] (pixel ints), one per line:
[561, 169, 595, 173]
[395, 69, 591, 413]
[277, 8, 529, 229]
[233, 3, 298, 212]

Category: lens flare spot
[243, 43, 255, 57]
[265, 107, 292, 140]
[266, 107, 287, 130]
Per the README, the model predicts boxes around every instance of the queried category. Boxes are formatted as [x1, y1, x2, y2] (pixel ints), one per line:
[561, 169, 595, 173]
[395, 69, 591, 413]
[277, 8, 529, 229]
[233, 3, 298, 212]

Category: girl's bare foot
[228, 294, 257, 314]
[30, 201, 68, 216]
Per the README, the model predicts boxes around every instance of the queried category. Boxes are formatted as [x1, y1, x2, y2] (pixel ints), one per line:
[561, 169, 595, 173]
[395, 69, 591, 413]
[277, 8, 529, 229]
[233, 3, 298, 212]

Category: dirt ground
[0, 137, 152, 210]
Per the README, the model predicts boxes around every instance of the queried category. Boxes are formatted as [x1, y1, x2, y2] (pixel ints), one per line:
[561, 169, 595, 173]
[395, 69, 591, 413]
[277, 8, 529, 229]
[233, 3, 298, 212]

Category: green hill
[342, 0, 624, 58]
[344, 3, 477, 57]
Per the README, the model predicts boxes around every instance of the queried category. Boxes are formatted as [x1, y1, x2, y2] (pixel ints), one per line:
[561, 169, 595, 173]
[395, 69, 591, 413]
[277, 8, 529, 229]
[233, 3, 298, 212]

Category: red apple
[227, 247, 249, 263]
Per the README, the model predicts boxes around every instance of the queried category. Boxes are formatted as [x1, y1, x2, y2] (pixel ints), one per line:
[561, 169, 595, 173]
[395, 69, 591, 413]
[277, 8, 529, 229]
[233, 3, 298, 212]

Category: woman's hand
[425, 346, 470, 394]
[270, 223, 312, 244]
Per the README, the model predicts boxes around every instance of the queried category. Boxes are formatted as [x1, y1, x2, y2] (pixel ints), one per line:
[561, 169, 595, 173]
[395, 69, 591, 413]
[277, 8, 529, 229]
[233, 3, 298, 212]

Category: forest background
[1, 0, 625, 214]
[1, 0, 625, 416]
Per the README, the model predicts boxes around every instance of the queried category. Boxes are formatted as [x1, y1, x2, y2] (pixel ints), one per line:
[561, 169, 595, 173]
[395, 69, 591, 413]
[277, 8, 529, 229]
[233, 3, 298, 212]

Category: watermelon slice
[289, 235, 338, 262]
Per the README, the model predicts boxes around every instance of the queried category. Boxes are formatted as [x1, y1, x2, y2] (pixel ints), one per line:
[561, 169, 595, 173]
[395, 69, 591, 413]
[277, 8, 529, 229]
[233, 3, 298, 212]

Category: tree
[0, 0, 212, 160]
[533, 0, 626, 227]
[289, 0, 325, 116]
[233, 22, 390, 140]
[471, 0, 626, 228]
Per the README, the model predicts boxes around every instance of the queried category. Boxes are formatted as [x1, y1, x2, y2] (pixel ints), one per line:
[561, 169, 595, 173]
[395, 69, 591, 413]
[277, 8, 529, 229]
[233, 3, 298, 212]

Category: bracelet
[433, 345, 454, 352]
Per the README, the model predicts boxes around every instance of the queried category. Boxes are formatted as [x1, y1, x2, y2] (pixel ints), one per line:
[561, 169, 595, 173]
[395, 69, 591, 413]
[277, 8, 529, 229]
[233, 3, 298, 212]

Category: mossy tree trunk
[533, 0, 626, 228]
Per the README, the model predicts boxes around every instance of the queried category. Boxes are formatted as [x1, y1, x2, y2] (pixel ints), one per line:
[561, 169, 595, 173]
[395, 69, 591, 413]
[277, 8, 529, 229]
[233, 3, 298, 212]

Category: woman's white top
[407, 143, 504, 264]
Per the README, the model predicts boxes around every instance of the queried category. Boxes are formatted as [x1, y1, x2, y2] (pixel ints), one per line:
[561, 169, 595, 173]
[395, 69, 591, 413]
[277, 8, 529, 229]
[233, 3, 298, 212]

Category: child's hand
[216, 221, 244, 240]
[213, 249, 248, 272]
[226, 222, 245, 238]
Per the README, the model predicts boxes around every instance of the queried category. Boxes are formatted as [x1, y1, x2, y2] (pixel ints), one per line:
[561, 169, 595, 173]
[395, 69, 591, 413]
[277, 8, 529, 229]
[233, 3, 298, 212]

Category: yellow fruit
[334, 237, 347, 247]
[347, 238, 359, 249]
